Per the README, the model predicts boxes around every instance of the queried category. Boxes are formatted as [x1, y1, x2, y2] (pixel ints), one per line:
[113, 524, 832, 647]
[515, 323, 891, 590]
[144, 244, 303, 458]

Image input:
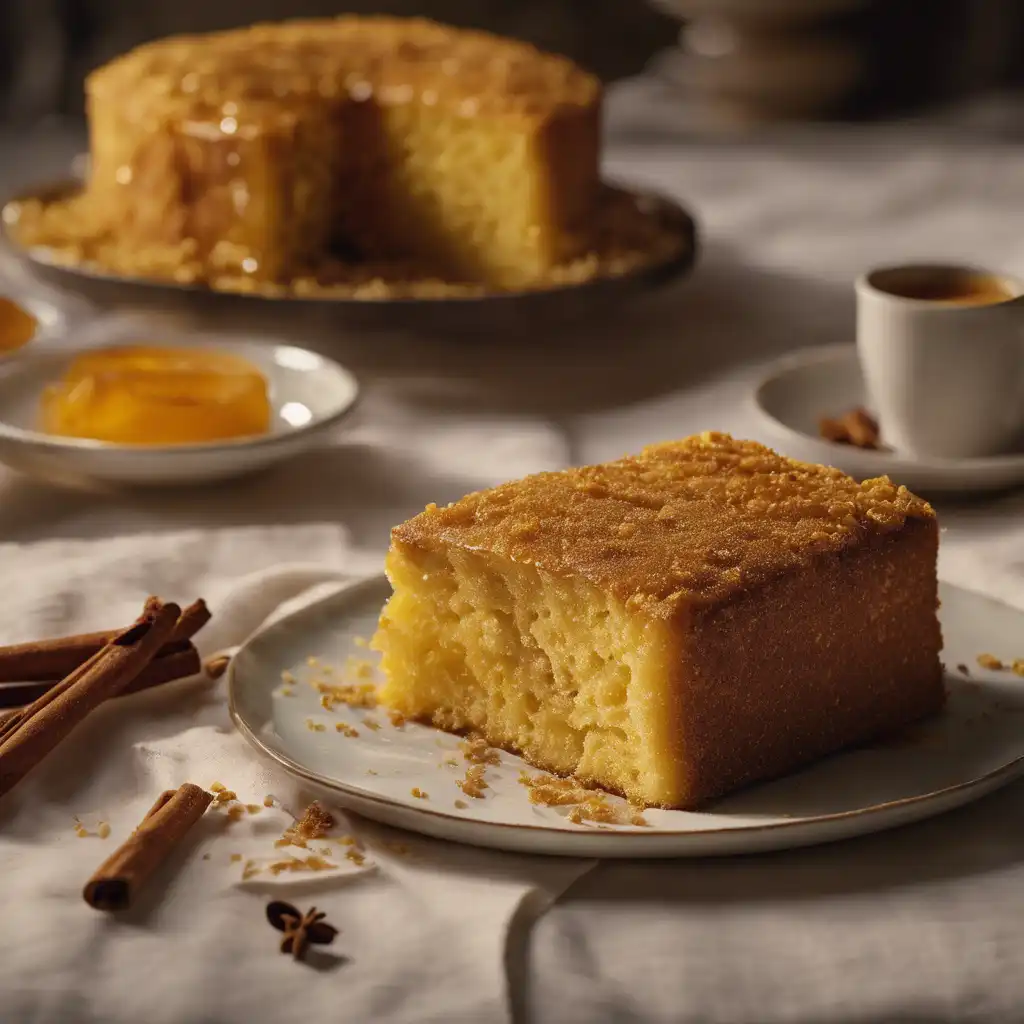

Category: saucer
[751, 344, 1024, 495]
[0, 337, 359, 488]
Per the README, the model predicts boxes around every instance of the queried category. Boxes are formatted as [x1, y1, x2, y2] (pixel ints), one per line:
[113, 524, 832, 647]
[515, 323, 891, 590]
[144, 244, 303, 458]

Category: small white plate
[0, 336, 359, 487]
[751, 345, 1024, 495]
[229, 574, 1024, 859]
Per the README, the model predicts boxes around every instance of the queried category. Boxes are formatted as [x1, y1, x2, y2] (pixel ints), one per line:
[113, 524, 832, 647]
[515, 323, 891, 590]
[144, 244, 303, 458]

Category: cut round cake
[74, 17, 601, 288]
[372, 433, 945, 810]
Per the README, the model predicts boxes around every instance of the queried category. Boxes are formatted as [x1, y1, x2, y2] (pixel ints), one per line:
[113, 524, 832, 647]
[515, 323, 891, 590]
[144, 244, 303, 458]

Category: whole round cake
[22, 17, 607, 293]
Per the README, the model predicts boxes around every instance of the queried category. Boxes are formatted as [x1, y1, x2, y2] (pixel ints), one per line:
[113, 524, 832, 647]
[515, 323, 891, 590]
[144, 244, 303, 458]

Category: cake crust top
[87, 16, 599, 128]
[393, 432, 936, 614]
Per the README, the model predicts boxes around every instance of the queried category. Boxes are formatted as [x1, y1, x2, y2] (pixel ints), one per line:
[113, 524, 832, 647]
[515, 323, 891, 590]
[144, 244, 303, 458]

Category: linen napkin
[0, 529, 593, 1024]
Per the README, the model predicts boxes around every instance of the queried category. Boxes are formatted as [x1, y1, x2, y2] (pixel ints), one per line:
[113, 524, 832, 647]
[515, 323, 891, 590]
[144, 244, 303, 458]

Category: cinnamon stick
[0, 599, 210, 683]
[0, 599, 201, 743]
[0, 643, 202, 712]
[0, 599, 179, 800]
[83, 783, 213, 911]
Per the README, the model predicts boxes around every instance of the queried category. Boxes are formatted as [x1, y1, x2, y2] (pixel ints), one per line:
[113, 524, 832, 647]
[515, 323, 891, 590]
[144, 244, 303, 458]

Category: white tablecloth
[3, 82, 1024, 1023]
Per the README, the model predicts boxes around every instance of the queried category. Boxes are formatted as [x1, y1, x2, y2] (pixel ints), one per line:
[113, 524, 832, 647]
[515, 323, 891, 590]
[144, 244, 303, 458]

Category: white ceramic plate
[751, 345, 1024, 495]
[0, 335, 359, 487]
[229, 574, 1024, 858]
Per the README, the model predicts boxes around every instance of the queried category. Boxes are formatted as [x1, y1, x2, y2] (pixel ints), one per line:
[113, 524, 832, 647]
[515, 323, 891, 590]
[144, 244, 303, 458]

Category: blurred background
[3, 0, 1024, 128]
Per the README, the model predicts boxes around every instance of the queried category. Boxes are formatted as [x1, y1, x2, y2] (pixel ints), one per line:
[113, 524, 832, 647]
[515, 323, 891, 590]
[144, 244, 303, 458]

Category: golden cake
[373, 433, 944, 809]
[56, 17, 601, 289]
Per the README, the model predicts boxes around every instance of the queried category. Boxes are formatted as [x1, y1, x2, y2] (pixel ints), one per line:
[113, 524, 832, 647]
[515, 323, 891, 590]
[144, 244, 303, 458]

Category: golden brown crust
[394, 432, 936, 616]
[676, 514, 944, 807]
[86, 17, 599, 128]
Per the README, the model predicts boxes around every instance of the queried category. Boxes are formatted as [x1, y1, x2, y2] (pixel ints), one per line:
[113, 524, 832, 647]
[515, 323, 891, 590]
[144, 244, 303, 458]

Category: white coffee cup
[856, 264, 1024, 459]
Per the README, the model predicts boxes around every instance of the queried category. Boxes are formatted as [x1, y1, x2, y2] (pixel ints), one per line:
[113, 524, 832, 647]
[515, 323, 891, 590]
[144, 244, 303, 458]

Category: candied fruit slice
[40, 345, 271, 445]
[0, 297, 37, 353]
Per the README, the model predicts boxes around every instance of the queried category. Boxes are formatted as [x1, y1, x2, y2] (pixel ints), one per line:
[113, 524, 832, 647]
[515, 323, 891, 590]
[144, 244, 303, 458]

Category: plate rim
[750, 343, 1024, 474]
[0, 339, 360, 455]
[1, 177, 698, 310]
[227, 572, 1024, 854]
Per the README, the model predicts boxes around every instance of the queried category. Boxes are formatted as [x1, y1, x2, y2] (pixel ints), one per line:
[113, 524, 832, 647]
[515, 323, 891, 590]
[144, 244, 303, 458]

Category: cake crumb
[353, 636, 369, 648]
[454, 799, 468, 809]
[334, 722, 360, 738]
[520, 771, 648, 826]
[276, 802, 336, 849]
[456, 764, 489, 799]
[264, 853, 338, 876]
[245, 804, 262, 815]
[388, 709, 407, 728]
[280, 687, 294, 697]
[73, 815, 112, 838]
[280, 670, 296, 685]
[978, 653, 1004, 670]
[306, 656, 320, 667]
[227, 805, 245, 822]
[212, 788, 238, 806]
[210, 782, 226, 793]
[410, 787, 429, 800]
[1012, 660, 1024, 678]
[344, 655, 375, 679]
[303, 854, 335, 871]
[460, 735, 500, 766]
[367, 769, 379, 776]
[305, 718, 326, 732]
[567, 799, 617, 825]
[444, 758, 459, 768]
[363, 717, 381, 731]
[263, 795, 275, 807]
[315, 679, 380, 711]
[230, 853, 242, 863]
[957, 664, 970, 676]
[345, 847, 367, 866]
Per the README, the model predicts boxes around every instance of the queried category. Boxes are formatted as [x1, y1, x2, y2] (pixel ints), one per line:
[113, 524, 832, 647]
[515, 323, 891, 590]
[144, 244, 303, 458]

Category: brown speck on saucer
[819, 407, 883, 450]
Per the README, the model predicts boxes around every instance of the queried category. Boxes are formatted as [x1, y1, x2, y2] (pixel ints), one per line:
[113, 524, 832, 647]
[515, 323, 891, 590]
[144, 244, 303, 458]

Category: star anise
[266, 900, 339, 961]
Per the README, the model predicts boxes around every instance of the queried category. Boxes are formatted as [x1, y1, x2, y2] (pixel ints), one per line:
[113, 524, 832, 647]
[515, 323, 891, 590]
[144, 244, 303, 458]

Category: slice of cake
[372, 433, 944, 809]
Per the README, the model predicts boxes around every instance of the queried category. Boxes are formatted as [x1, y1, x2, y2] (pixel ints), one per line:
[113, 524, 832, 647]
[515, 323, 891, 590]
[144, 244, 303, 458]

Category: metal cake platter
[0, 176, 698, 332]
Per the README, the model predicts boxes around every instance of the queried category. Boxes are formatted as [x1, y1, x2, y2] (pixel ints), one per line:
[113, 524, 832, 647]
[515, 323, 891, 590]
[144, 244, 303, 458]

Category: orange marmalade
[41, 345, 271, 445]
[0, 298, 37, 353]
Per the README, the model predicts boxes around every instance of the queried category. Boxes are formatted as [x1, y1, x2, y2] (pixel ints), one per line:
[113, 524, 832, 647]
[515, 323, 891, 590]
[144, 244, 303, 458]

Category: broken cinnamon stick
[0, 599, 210, 683]
[0, 644, 202, 712]
[83, 783, 213, 911]
[0, 599, 179, 800]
